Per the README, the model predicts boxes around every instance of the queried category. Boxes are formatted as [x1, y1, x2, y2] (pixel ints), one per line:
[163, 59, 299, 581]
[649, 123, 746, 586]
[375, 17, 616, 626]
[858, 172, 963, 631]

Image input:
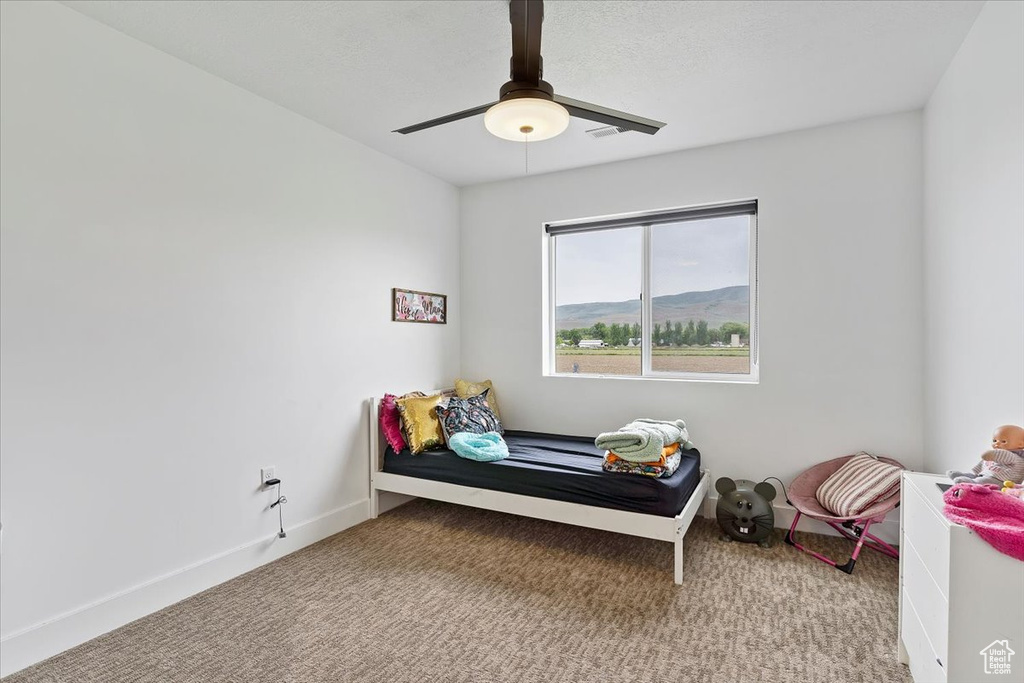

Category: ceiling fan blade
[553, 95, 666, 135]
[509, 0, 544, 83]
[392, 102, 498, 135]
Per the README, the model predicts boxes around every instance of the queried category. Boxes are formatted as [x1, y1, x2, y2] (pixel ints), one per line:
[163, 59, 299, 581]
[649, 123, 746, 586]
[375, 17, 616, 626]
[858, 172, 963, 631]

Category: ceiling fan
[393, 0, 666, 142]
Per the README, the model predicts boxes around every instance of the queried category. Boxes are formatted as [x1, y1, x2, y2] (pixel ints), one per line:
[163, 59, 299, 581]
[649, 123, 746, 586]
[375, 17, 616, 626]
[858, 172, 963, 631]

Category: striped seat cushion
[815, 453, 903, 518]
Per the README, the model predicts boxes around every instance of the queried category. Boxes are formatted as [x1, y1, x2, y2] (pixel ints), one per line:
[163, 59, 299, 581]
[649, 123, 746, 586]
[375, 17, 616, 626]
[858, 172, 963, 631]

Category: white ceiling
[61, 0, 982, 187]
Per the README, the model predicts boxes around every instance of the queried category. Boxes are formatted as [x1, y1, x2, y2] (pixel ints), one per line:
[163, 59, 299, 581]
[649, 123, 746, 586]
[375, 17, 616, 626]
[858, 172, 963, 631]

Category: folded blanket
[448, 431, 509, 462]
[603, 451, 682, 478]
[595, 419, 691, 462]
[606, 442, 680, 467]
[631, 418, 690, 445]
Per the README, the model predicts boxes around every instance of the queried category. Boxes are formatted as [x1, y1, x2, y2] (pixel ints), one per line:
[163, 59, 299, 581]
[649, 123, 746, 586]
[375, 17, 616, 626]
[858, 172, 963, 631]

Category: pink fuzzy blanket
[943, 483, 1024, 562]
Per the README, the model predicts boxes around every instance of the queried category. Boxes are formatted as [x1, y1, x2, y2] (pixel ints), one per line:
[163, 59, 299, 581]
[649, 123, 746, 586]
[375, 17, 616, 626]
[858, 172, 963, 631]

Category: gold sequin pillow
[395, 393, 446, 455]
[455, 379, 502, 423]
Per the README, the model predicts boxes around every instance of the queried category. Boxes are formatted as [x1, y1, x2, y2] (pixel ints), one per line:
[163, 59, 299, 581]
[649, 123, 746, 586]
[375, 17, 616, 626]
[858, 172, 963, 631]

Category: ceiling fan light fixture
[484, 98, 570, 141]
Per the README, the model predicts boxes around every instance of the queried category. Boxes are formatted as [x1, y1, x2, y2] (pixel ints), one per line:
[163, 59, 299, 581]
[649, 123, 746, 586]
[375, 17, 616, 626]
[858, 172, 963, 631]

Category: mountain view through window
[553, 213, 753, 378]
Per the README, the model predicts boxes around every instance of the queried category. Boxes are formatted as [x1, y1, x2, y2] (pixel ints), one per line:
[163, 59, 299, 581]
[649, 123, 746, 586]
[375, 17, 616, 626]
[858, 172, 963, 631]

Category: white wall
[0, 1, 459, 673]
[461, 113, 925, 486]
[923, 1, 1024, 475]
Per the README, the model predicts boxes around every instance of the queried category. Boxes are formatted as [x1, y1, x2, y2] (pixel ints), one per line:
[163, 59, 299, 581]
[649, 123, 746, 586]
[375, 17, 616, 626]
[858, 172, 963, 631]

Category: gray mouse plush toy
[715, 477, 777, 547]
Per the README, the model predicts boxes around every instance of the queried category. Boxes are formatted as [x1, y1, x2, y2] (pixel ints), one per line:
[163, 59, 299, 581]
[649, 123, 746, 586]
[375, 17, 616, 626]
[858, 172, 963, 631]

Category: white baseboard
[770, 500, 900, 544]
[0, 499, 371, 678]
[705, 495, 900, 545]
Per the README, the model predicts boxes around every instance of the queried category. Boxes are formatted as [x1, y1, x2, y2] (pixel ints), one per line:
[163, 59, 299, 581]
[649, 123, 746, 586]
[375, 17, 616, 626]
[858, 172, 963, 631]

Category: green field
[557, 347, 748, 357]
[555, 346, 750, 375]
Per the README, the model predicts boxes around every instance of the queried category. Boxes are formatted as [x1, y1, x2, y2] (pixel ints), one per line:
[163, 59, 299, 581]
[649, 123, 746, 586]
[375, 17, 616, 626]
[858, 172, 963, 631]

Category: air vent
[586, 125, 630, 139]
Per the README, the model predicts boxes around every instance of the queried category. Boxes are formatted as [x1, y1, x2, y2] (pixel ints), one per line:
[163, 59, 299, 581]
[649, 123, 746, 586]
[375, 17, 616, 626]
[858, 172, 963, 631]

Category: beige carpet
[5, 501, 910, 683]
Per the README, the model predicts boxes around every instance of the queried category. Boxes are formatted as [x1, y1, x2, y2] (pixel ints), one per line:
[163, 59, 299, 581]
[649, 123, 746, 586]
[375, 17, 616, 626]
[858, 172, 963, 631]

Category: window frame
[545, 202, 759, 384]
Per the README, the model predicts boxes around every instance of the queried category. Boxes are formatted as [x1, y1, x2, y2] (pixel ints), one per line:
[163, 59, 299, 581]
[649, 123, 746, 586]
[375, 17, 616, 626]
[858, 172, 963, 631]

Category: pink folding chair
[783, 455, 902, 574]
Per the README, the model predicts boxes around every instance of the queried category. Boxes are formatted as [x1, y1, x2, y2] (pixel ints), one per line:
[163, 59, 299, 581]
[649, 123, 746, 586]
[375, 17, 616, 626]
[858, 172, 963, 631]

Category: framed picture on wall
[392, 288, 447, 324]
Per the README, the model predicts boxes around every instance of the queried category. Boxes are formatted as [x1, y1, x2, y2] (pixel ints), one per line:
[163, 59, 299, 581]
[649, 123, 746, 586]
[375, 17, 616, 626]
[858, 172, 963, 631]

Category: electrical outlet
[261, 466, 276, 486]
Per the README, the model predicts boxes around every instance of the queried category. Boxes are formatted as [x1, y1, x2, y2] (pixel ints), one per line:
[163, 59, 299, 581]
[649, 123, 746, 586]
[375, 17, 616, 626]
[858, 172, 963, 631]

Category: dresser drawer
[903, 535, 949, 665]
[902, 592, 947, 683]
[902, 479, 950, 596]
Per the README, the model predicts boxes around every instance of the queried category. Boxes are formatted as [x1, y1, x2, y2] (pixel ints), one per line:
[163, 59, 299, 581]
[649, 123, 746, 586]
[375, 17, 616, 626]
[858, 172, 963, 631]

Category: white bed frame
[367, 397, 711, 584]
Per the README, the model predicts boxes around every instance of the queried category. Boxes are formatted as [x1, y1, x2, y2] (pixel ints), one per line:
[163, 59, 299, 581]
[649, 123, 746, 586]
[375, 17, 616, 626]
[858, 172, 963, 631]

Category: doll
[947, 424, 1024, 486]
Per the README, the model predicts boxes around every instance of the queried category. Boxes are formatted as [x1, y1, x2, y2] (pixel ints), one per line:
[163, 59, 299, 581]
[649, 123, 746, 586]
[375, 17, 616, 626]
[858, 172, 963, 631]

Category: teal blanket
[594, 419, 691, 463]
[449, 432, 509, 462]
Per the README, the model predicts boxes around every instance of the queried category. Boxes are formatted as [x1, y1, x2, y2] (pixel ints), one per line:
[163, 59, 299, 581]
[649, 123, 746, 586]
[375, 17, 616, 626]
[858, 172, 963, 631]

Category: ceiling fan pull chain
[524, 132, 529, 174]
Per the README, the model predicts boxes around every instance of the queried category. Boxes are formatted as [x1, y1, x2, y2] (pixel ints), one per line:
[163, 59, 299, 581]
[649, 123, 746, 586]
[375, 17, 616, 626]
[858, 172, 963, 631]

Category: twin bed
[367, 396, 711, 583]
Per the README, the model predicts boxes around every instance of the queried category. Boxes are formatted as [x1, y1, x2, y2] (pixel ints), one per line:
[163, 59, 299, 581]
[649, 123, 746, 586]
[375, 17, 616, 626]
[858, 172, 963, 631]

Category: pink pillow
[380, 394, 406, 453]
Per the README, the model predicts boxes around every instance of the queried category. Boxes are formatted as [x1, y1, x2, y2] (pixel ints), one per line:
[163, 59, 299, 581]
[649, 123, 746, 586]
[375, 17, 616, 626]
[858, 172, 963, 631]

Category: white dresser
[899, 472, 1024, 682]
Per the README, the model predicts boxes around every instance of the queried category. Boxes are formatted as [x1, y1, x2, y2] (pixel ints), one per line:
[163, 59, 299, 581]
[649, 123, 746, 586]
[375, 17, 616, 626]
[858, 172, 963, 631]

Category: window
[546, 200, 758, 382]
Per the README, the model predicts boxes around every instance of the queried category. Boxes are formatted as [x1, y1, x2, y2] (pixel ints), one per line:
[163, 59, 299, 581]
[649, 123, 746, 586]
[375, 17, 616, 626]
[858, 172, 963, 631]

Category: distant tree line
[556, 322, 639, 347]
[556, 320, 749, 347]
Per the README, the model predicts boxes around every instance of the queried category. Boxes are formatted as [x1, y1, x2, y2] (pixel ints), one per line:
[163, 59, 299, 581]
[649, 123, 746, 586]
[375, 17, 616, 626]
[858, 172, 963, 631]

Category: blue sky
[555, 216, 750, 305]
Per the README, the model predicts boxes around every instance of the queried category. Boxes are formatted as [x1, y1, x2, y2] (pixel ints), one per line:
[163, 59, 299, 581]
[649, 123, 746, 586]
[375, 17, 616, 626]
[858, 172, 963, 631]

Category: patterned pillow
[395, 393, 446, 455]
[455, 378, 502, 423]
[379, 393, 407, 453]
[437, 390, 504, 445]
[815, 453, 903, 517]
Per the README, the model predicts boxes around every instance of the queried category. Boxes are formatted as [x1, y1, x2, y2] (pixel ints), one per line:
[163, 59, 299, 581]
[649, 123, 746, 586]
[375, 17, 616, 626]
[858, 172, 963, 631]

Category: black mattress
[382, 431, 702, 517]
